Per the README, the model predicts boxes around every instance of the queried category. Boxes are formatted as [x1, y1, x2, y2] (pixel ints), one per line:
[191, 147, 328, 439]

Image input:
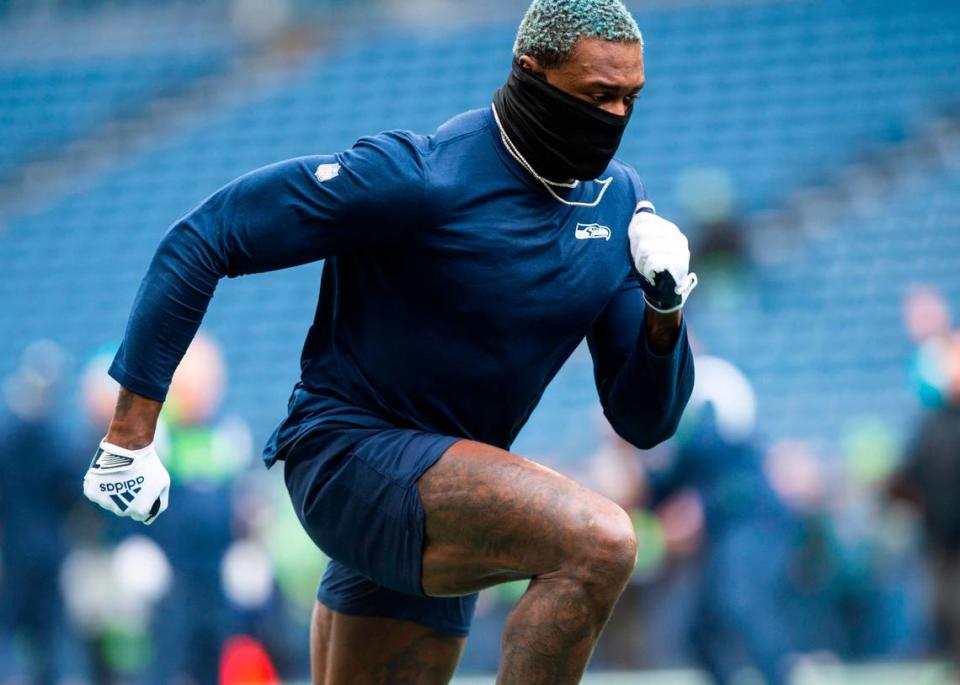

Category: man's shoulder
[346, 109, 490, 166]
[421, 109, 499, 194]
[348, 128, 428, 162]
[607, 157, 643, 188]
[607, 157, 646, 202]
[428, 108, 492, 148]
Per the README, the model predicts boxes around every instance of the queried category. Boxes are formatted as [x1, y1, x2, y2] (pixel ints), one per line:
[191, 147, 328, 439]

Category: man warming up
[83, 1, 698, 682]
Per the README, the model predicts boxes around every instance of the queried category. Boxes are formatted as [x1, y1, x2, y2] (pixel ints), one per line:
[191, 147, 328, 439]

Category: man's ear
[517, 54, 546, 77]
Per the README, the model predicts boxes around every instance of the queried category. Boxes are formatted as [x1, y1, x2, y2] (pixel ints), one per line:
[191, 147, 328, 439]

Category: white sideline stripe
[450, 673, 708, 685]
[290, 671, 709, 685]
[289, 662, 956, 685]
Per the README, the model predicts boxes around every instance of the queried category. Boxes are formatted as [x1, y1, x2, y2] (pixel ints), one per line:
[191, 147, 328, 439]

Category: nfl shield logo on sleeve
[314, 163, 341, 182]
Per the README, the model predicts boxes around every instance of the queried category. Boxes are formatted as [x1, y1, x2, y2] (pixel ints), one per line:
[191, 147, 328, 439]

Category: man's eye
[625, 94, 639, 105]
[591, 94, 612, 104]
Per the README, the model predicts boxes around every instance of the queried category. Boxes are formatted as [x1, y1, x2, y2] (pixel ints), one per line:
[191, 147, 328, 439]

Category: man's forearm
[644, 306, 682, 354]
[105, 388, 162, 449]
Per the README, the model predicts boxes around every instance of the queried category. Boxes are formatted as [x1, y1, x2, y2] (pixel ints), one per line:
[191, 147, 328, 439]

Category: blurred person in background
[70, 346, 128, 684]
[63, 348, 178, 684]
[889, 333, 960, 663]
[902, 285, 955, 408]
[579, 422, 658, 670]
[675, 168, 751, 311]
[832, 415, 927, 660]
[223, 473, 320, 678]
[639, 356, 800, 685]
[763, 439, 853, 657]
[74, 341, 284, 684]
[0, 341, 86, 684]
[146, 332, 256, 685]
[79, 0, 699, 682]
[765, 434, 927, 663]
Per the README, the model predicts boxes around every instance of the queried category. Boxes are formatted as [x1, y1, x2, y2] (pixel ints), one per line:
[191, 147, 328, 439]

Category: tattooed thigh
[418, 439, 625, 596]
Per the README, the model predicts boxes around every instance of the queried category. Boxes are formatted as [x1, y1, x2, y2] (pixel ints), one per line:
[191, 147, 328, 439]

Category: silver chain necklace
[491, 104, 613, 209]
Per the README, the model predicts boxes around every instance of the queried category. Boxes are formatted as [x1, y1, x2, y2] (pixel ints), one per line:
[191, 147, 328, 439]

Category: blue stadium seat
[0, 0, 957, 458]
[0, 50, 232, 177]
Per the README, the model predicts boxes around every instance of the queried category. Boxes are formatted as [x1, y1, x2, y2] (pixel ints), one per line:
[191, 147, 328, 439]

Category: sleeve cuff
[107, 360, 169, 402]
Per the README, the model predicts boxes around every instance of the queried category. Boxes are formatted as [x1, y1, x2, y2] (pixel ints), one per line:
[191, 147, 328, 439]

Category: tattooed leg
[419, 440, 637, 685]
[311, 603, 465, 685]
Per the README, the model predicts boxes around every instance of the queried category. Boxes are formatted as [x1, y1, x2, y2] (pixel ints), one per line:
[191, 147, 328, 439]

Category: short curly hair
[513, 0, 643, 68]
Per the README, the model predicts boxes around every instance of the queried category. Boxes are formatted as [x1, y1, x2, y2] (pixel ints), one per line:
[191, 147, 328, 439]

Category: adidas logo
[100, 477, 144, 512]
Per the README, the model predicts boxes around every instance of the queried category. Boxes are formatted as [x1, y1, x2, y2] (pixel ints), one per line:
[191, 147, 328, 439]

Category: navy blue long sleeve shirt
[109, 107, 694, 465]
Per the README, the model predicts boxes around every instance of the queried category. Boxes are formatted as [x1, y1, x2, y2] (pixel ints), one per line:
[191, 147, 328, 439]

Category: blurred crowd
[1, 213, 959, 684]
[534, 282, 960, 684]
[3, 283, 959, 684]
[0, 334, 324, 684]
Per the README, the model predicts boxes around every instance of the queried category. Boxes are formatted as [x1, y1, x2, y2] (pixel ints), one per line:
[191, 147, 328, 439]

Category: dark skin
[107, 37, 681, 685]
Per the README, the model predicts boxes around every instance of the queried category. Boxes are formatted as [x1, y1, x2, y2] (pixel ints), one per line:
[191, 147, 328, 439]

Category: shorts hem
[316, 590, 472, 638]
[410, 434, 460, 484]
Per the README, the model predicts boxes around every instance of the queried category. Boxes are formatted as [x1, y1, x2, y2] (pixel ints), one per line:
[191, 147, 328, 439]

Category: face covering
[493, 60, 632, 183]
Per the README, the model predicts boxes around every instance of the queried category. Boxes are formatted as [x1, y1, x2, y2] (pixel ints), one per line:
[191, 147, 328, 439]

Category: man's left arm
[587, 201, 698, 449]
[587, 284, 694, 449]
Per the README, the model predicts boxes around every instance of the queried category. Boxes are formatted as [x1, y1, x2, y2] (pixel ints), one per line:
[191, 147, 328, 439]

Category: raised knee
[579, 504, 638, 585]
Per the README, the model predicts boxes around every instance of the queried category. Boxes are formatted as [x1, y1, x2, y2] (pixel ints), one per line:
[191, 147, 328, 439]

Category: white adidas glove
[628, 201, 698, 313]
[83, 441, 170, 525]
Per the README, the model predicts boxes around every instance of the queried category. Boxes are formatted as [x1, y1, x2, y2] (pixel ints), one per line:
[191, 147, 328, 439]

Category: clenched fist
[83, 441, 170, 525]
[628, 201, 698, 313]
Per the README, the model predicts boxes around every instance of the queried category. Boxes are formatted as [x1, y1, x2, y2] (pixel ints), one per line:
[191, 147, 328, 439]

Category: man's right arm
[86, 133, 426, 523]
[106, 132, 426, 427]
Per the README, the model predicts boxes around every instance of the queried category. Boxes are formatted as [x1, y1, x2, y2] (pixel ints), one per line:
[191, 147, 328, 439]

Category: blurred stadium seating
[2, 0, 957, 454]
[0, 3, 238, 178]
[697, 160, 960, 443]
[0, 52, 230, 177]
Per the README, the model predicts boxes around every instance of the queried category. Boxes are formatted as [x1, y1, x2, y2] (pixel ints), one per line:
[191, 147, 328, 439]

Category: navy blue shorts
[283, 424, 479, 637]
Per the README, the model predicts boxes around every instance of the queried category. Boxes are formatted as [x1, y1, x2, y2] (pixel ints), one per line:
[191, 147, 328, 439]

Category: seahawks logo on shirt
[575, 223, 611, 241]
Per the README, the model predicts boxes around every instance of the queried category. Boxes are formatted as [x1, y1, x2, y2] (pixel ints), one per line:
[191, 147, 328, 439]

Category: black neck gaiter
[493, 60, 632, 182]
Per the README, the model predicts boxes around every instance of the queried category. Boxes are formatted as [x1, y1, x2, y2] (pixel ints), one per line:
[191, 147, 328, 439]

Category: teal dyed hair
[514, 0, 643, 67]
